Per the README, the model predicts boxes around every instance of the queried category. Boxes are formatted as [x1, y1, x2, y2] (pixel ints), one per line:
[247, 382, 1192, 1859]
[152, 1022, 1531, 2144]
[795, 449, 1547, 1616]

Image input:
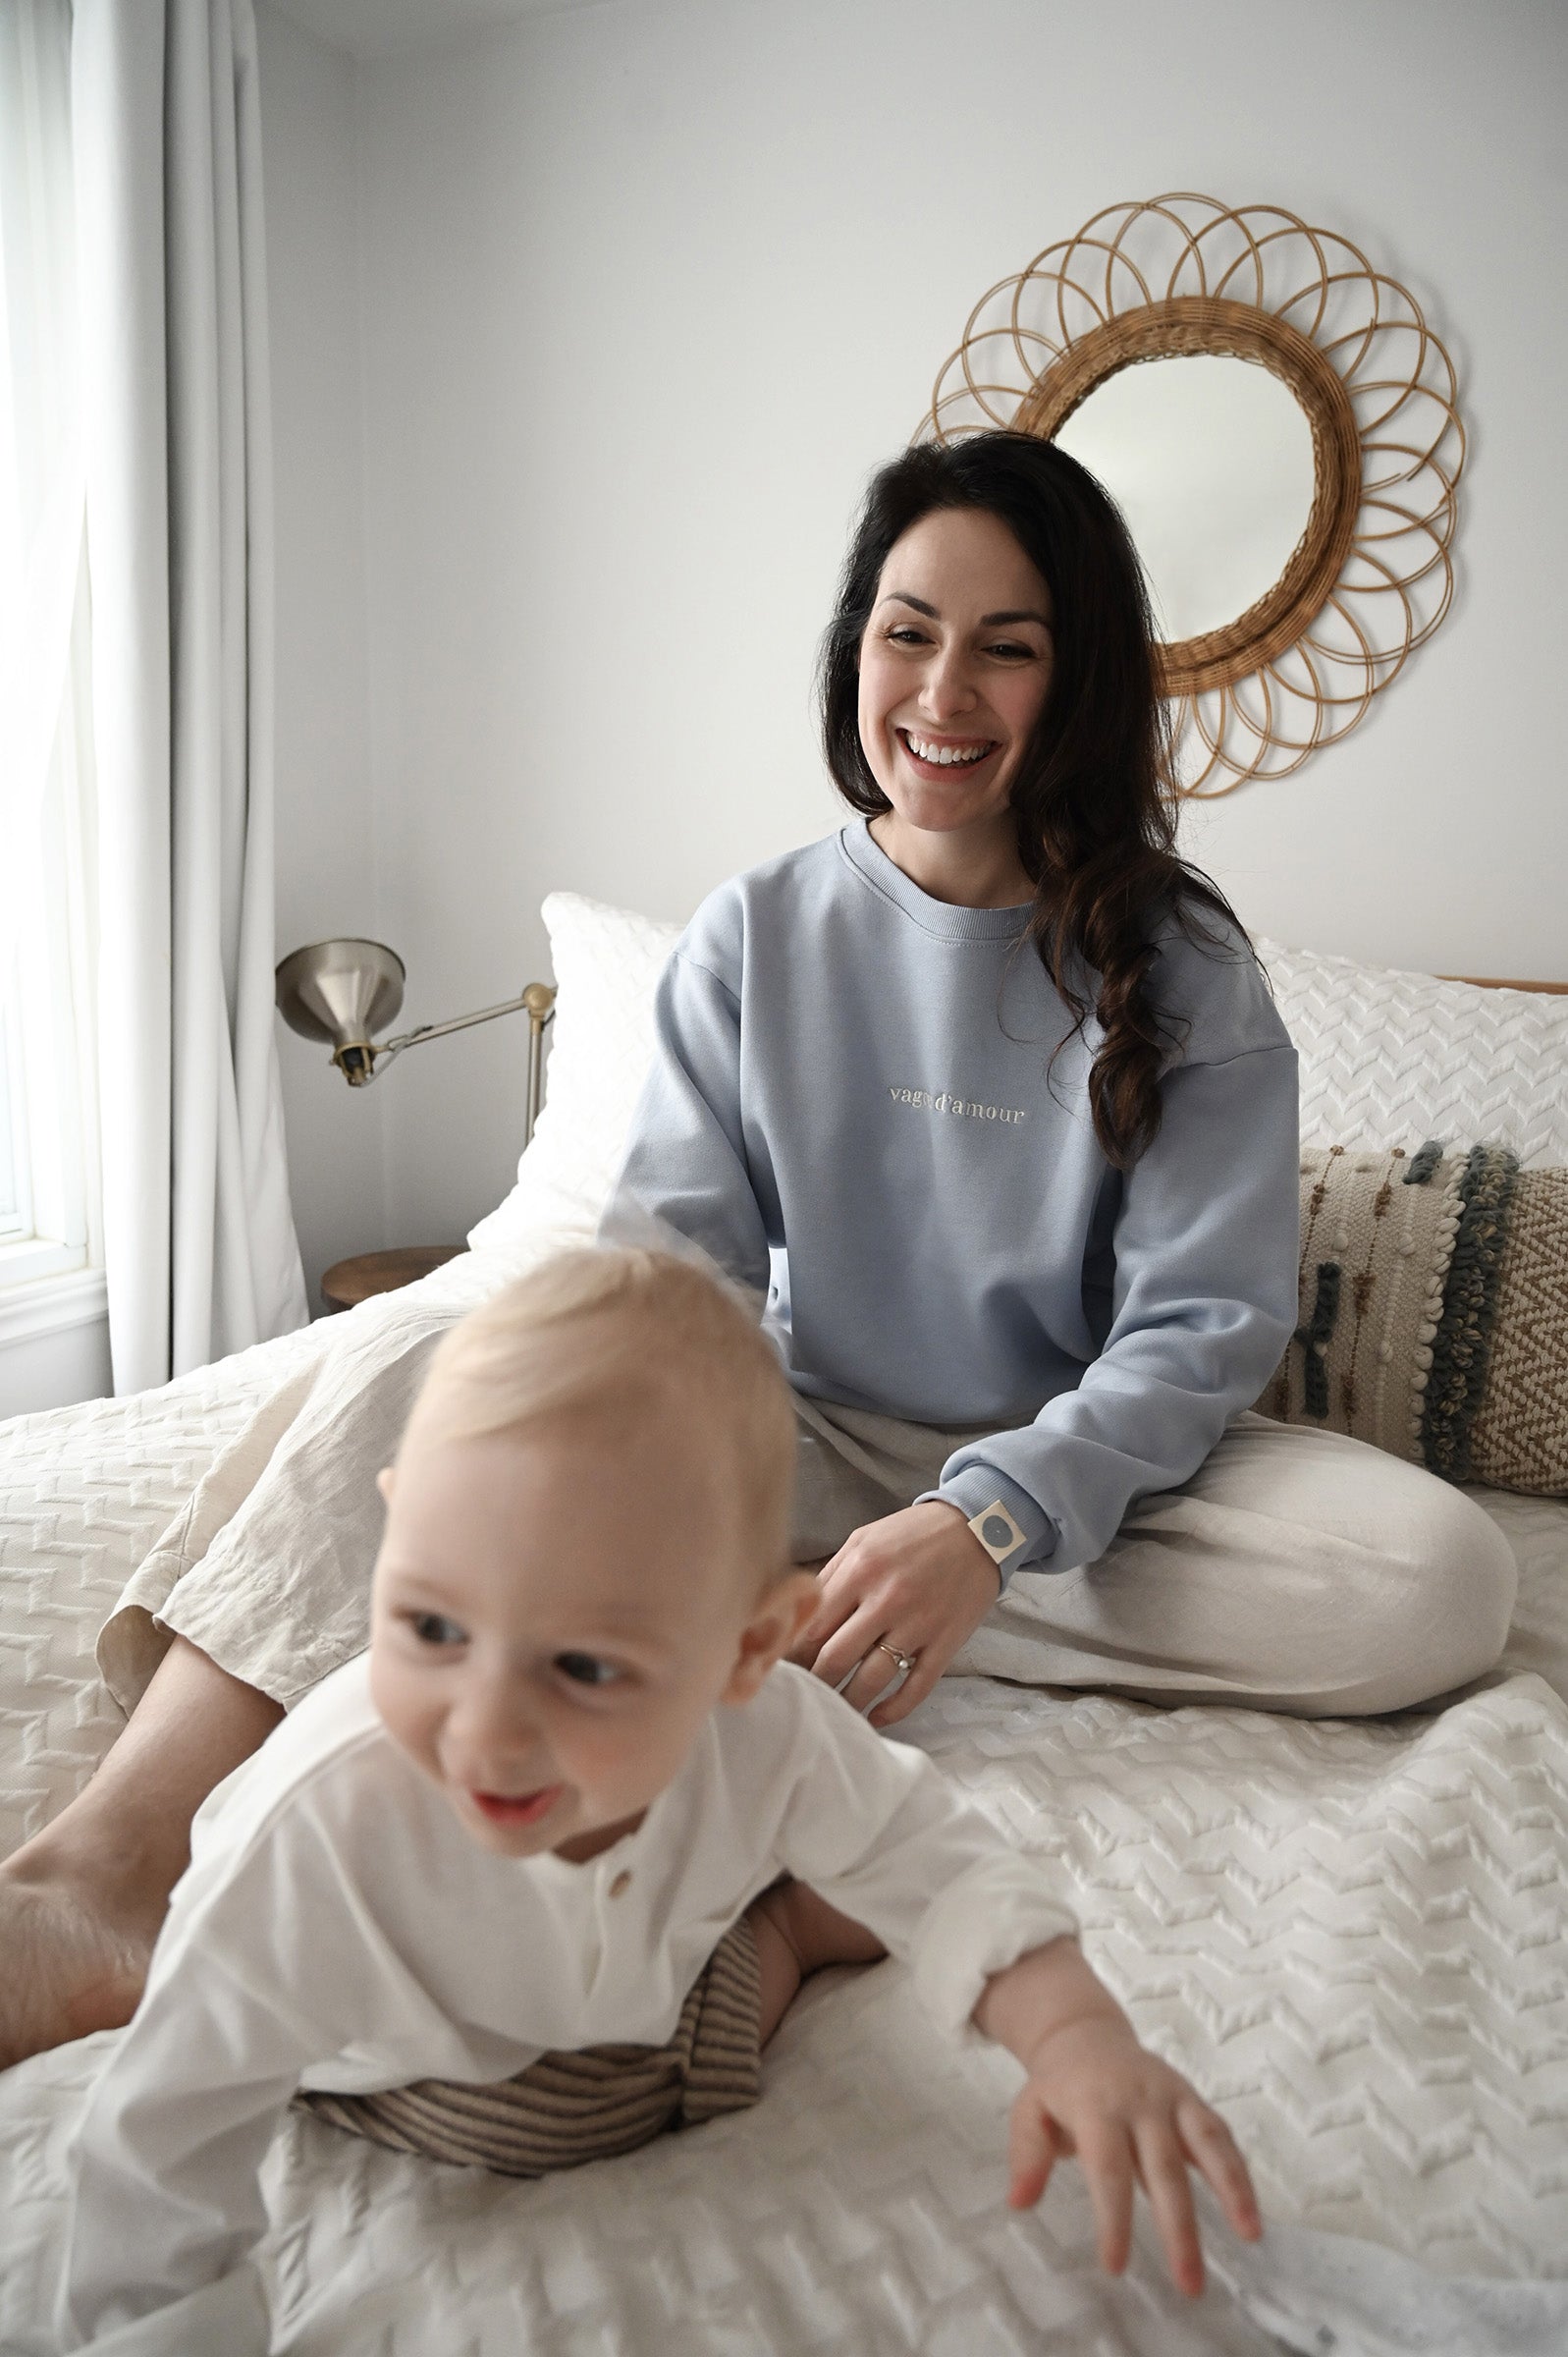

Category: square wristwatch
[966, 1498, 1027, 1566]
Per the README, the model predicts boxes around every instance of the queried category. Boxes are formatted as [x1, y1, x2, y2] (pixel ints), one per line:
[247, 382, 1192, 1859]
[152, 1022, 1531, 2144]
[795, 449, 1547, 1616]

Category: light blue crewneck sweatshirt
[603, 821, 1300, 1581]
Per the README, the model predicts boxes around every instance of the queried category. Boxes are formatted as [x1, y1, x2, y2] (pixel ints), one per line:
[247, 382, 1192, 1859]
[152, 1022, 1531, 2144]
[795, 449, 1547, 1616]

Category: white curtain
[72, 0, 306, 1393]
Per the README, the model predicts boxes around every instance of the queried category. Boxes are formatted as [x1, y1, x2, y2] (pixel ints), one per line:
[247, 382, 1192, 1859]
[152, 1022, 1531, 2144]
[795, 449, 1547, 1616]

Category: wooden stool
[319, 1246, 464, 1314]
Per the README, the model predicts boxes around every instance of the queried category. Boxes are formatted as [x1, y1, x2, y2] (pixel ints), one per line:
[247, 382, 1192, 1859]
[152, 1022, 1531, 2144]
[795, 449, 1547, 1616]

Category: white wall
[258, 4, 391, 1307]
[259, 0, 1568, 1262]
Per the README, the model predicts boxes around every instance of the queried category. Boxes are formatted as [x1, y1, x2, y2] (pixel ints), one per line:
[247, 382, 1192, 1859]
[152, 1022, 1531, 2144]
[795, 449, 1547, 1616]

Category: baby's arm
[765, 1678, 1259, 2298]
[54, 1747, 377, 2356]
[59, 1941, 312, 2354]
[973, 1934, 1262, 2298]
[749, 1870, 1259, 2298]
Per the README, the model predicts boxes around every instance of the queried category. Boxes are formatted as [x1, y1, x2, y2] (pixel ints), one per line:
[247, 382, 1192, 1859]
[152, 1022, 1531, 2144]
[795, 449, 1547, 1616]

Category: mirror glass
[1054, 354, 1317, 642]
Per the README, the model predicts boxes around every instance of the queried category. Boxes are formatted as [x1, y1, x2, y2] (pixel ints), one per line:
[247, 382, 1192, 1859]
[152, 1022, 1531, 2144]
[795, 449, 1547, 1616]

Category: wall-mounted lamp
[274, 939, 557, 1144]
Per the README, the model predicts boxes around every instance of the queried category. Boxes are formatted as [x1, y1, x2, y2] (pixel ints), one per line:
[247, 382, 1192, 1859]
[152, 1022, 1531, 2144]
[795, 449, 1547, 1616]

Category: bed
[2, 894, 1566, 2355]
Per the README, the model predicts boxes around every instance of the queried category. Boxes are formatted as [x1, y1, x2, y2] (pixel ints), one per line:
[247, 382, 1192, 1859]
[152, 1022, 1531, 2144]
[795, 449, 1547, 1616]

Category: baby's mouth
[470, 1783, 564, 1828]
[897, 728, 999, 772]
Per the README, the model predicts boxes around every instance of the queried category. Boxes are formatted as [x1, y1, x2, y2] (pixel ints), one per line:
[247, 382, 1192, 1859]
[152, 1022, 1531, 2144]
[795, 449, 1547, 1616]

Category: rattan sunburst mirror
[923, 193, 1464, 795]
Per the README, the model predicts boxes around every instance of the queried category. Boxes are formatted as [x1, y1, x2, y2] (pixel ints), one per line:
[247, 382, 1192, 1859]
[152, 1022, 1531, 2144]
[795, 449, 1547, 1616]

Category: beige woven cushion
[1257, 1142, 1568, 1495]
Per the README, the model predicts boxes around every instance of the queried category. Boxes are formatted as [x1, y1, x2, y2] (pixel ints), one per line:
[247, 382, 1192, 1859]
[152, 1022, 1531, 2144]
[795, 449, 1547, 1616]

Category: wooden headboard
[1447, 974, 1568, 995]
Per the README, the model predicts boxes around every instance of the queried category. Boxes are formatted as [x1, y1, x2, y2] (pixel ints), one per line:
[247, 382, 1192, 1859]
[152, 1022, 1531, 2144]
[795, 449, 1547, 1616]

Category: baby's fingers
[1133, 2120, 1204, 2299]
[1005, 2091, 1061, 2210]
[1076, 2120, 1135, 2275]
[1179, 2099, 1262, 2244]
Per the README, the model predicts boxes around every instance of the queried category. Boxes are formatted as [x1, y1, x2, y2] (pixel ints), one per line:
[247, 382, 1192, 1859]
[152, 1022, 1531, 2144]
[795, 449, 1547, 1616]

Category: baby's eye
[408, 1612, 467, 1648]
[555, 1651, 622, 1688]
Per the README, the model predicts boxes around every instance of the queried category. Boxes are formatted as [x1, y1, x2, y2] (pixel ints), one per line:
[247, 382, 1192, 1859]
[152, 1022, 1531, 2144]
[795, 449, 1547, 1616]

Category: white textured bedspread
[2, 1288, 1566, 2352]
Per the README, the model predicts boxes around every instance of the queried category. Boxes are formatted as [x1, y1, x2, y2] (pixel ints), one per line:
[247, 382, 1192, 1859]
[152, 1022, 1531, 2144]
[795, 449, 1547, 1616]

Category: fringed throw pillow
[1258, 1142, 1568, 1494]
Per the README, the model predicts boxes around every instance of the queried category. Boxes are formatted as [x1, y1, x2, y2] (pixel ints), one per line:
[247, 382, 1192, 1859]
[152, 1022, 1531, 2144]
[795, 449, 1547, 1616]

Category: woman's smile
[896, 727, 1001, 779]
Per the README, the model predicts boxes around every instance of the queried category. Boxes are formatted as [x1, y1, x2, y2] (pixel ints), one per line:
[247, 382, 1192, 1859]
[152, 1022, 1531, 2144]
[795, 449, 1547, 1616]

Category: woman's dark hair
[819, 431, 1251, 1170]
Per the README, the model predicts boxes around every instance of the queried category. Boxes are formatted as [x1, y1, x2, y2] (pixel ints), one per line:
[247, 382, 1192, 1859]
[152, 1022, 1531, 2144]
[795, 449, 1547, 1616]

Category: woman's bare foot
[0, 1635, 284, 2071]
[0, 1856, 158, 2066]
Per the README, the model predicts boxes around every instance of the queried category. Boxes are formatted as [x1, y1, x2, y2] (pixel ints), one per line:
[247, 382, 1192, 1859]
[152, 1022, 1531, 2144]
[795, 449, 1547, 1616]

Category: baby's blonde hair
[405, 1247, 797, 1580]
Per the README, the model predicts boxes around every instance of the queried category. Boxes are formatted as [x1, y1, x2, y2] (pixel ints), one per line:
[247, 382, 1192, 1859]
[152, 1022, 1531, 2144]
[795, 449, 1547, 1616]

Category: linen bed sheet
[0, 1243, 1565, 2355]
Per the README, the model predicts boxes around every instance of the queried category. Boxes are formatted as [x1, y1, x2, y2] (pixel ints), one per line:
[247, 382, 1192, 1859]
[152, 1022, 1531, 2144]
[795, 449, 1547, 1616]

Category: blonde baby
[60, 1249, 1260, 2352]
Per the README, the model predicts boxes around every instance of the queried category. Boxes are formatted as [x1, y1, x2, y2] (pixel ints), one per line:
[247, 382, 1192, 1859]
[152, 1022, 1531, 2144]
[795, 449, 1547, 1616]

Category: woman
[0, 432, 1516, 2067]
[604, 431, 1516, 1727]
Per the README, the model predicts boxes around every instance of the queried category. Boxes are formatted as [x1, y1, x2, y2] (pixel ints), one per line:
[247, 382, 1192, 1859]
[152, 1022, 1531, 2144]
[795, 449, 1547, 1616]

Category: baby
[59, 1248, 1260, 2352]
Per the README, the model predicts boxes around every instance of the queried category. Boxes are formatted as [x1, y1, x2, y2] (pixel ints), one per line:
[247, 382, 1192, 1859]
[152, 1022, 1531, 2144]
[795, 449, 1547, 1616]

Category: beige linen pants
[790, 1397, 1517, 1717]
[101, 1332, 1518, 1723]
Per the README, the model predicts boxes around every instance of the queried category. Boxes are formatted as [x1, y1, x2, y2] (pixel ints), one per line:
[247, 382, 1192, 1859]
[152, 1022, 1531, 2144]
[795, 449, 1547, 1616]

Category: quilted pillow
[1259, 1143, 1568, 1494]
[465, 892, 680, 1262]
[1258, 937, 1568, 1168]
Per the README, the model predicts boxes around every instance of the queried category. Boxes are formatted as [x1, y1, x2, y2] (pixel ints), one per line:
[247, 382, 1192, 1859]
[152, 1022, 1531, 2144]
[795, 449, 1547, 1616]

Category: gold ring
[876, 1640, 917, 1676]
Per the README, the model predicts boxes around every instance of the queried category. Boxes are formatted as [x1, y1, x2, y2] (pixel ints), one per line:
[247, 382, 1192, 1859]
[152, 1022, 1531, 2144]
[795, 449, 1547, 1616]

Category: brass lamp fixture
[274, 939, 557, 1143]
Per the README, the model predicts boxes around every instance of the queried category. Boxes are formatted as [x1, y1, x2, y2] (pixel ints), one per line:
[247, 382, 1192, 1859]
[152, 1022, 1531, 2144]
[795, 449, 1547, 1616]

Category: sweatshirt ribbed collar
[838, 821, 1034, 943]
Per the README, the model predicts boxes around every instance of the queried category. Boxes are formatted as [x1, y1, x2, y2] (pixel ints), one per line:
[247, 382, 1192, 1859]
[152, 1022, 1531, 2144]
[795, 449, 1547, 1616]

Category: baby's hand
[1007, 2013, 1261, 2298]
[974, 1937, 1261, 2298]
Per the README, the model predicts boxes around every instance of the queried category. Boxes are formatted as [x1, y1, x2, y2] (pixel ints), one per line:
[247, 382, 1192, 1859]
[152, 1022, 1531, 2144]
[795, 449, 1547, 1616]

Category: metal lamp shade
[275, 939, 406, 1083]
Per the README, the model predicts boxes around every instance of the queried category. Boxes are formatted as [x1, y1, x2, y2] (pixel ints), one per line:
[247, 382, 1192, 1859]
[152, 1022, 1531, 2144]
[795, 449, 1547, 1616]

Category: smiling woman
[820, 433, 1243, 1170]
[602, 427, 1515, 1730]
[852, 507, 1054, 910]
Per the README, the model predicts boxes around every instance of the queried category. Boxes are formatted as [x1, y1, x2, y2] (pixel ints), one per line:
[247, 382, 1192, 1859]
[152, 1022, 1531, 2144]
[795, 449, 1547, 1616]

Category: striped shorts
[297, 1916, 763, 2177]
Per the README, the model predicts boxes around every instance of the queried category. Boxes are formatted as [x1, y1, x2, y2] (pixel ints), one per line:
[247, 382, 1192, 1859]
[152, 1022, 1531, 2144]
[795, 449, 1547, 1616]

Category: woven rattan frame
[924, 194, 1465, 795]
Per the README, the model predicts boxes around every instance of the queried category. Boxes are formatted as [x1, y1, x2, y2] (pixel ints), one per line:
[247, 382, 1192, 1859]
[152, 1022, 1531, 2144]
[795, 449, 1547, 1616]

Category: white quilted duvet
[2, 912, 1567, 2353]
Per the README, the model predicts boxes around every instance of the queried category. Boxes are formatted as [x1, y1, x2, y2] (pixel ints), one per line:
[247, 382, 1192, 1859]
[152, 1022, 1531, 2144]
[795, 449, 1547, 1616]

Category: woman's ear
[720, 1570, 821, 1705]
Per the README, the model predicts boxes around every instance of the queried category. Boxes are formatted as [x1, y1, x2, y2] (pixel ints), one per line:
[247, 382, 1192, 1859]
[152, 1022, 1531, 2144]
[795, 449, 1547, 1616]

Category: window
[0, 0, 99, 1305]
[0, 616, 98, 1290]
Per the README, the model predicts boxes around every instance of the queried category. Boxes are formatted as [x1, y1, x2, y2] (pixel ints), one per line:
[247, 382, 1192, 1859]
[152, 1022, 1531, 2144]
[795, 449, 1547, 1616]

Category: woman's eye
[886, 627, 928, 647]
[989, 640, 1035, 660]
[555, 1652, 622, 1688]
[409, 1612, 467, 1648]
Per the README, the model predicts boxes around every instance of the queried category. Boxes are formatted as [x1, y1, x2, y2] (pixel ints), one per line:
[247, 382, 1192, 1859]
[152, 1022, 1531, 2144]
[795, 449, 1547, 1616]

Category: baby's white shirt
[60, 1656, 1076, 2353]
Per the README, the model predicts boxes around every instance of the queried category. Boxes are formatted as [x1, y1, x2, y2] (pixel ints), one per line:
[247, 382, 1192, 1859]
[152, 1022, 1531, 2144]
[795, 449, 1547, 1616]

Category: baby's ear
[376, 1465, 397, 1505]
[720, 1570, 820, 1706]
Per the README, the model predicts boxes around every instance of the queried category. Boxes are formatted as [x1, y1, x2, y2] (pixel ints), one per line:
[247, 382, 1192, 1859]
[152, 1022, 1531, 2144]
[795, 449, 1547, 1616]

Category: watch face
[970, 1501, 1023, 1561]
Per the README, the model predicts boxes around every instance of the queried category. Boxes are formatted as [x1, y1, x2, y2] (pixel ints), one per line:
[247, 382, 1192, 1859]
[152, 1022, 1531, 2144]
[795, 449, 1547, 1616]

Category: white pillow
[465, 892, 680, 1263]
[1259, 937, 1568, 1167]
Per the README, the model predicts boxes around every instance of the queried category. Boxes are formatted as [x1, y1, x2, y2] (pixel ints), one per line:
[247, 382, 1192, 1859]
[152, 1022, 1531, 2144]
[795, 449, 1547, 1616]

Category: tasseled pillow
[1258, 1142, 1568, 1494]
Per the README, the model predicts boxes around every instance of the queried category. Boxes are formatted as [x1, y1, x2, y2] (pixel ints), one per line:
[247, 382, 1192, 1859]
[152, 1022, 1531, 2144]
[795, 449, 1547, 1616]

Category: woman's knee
[1374, 1480, 1518, 1708]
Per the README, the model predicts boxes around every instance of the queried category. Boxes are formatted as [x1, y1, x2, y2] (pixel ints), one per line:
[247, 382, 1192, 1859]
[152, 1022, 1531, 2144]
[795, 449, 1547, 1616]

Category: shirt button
[608, 1870, 632, 1898]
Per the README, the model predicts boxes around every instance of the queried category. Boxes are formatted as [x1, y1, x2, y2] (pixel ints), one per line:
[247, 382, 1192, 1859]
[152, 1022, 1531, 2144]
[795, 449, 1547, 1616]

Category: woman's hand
[975, 1937, 1262, 2299]
[786, 1501, 1000, 1727]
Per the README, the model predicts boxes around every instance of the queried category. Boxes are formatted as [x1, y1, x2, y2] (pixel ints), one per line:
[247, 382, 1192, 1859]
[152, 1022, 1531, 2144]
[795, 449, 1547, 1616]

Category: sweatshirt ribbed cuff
[918, 1466, 1058, 1587]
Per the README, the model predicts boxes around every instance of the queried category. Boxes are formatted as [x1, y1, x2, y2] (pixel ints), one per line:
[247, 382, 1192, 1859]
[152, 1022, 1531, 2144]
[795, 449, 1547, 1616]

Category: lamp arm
[370, 982, 558, 1145]
[376, 990, 536, 1067]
